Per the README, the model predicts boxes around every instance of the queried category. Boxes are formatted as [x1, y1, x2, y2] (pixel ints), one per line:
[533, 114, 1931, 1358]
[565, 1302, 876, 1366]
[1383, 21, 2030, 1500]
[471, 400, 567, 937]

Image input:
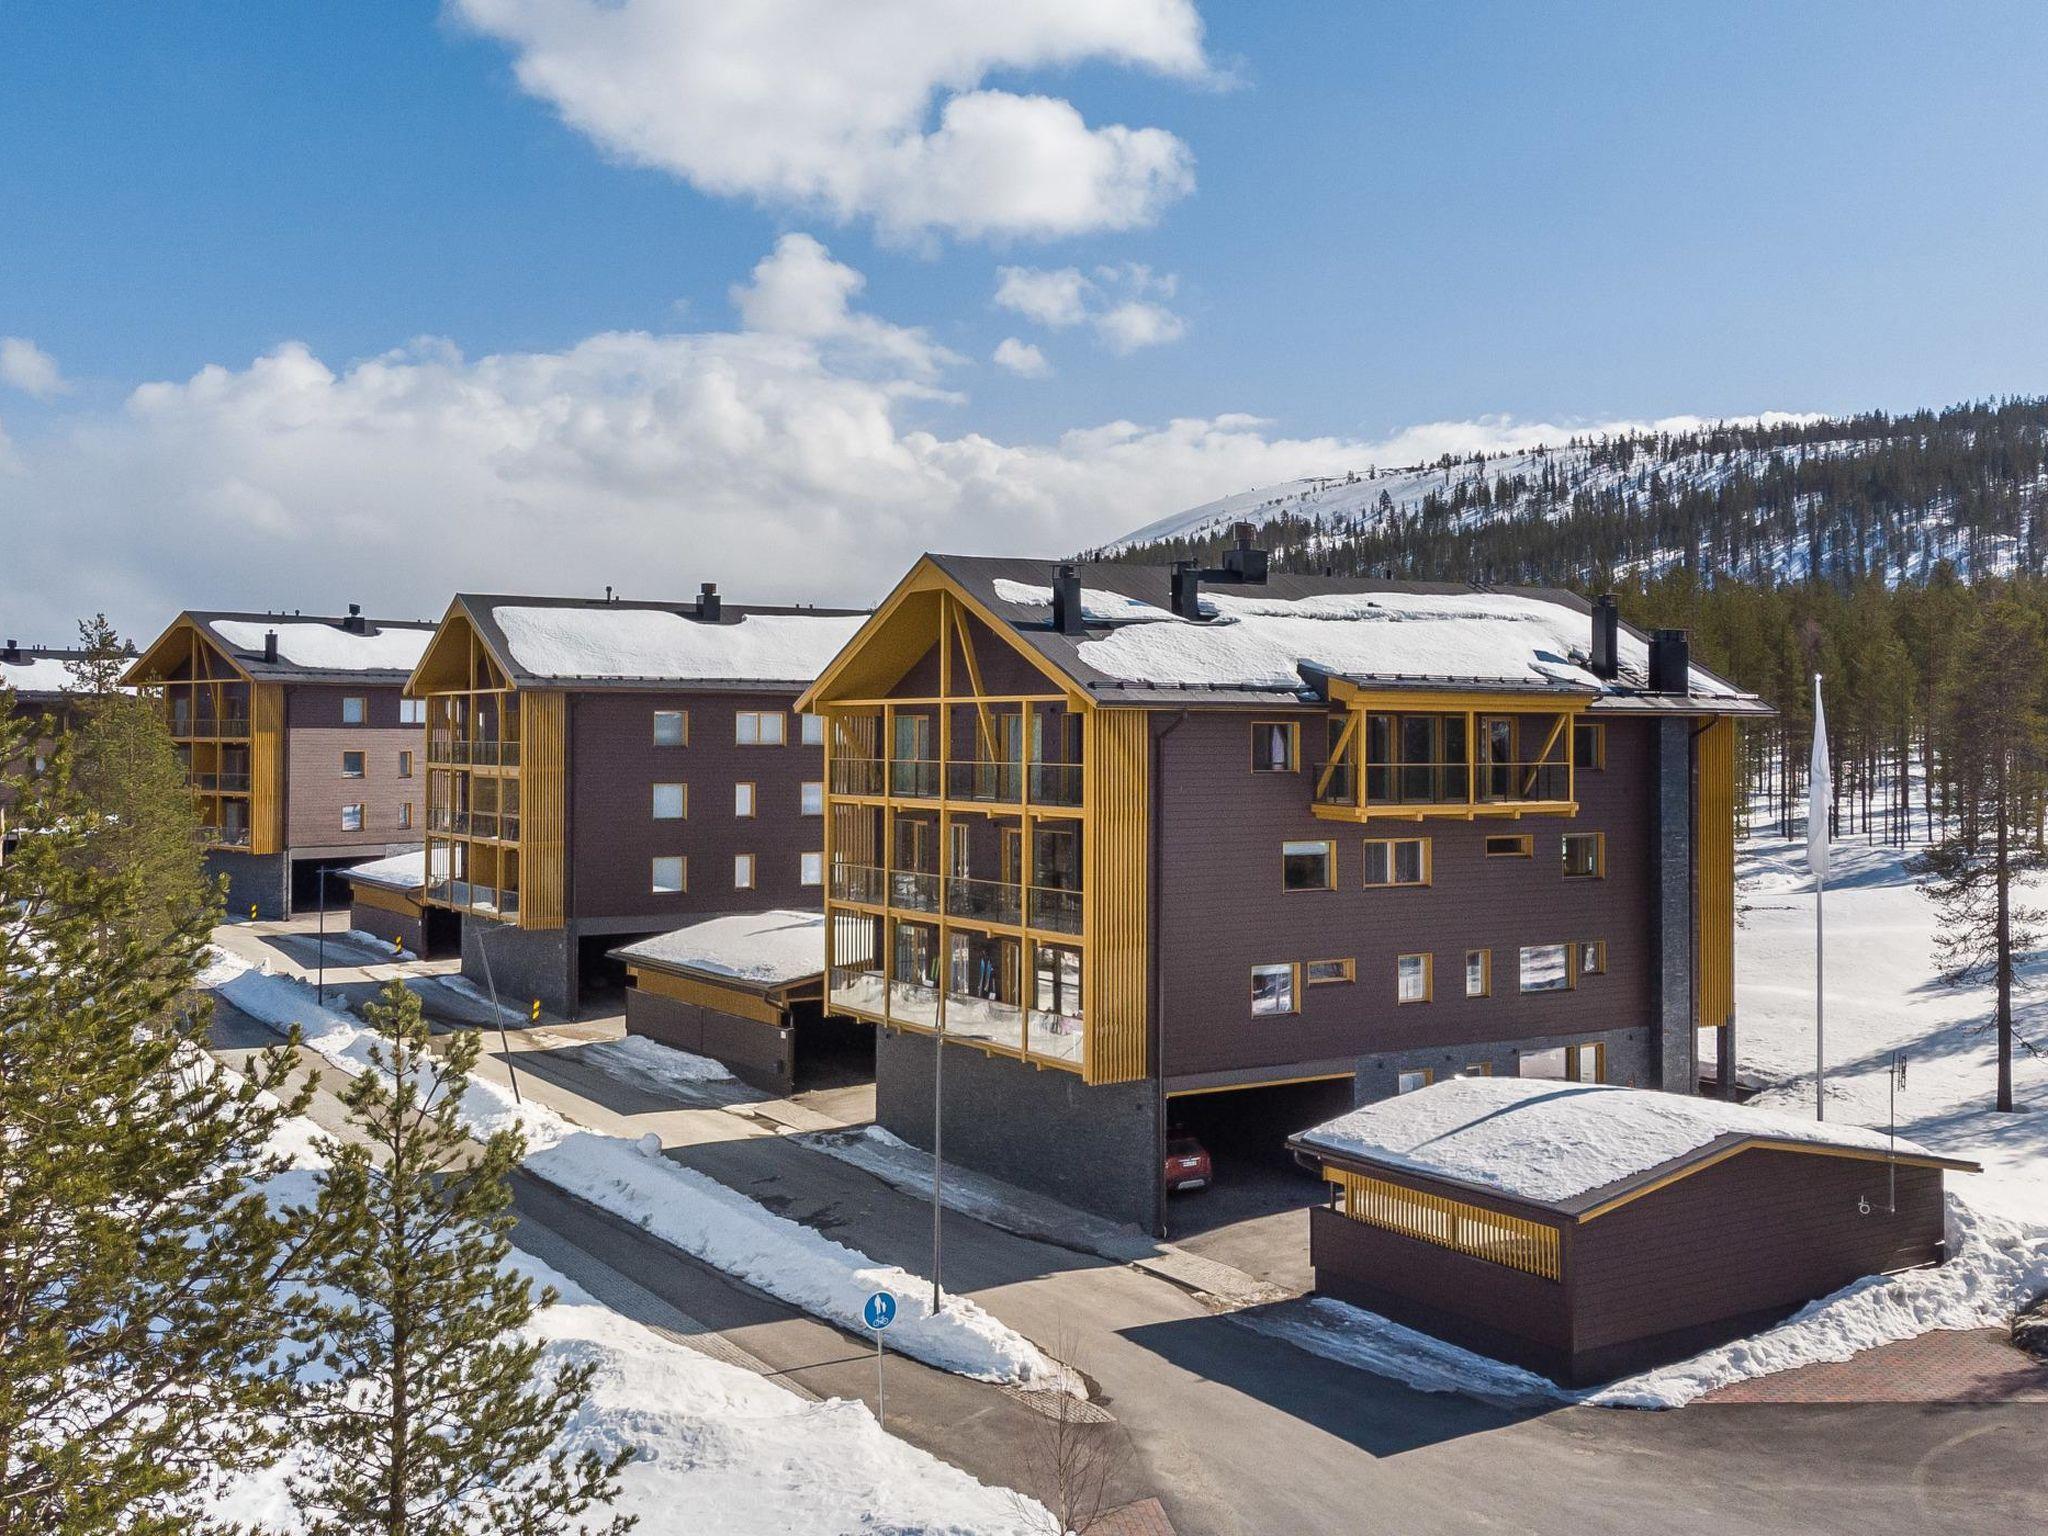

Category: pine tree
[1918, 597, 2047, 1112]
[0, 709, 315, 1535]
[291, 981, 632, 1536]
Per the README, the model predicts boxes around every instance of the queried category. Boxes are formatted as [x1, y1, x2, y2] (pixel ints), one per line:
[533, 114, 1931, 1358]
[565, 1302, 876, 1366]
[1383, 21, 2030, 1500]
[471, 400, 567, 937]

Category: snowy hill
[1098, 399, 2048, 588]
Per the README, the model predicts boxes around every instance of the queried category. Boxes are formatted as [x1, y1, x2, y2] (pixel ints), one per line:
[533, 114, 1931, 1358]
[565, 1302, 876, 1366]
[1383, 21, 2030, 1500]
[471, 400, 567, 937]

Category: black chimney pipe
[263, 629, 279, 665]
[1590, 593, 1620, 681]
[344, 602, 365, 634]
[697, 582, 722, 621]
[1648, 628, 1691, 694]
[1169, 559, 1203, 621]
[3, 639, 18, 663]
[1050, 563, 1085, 636]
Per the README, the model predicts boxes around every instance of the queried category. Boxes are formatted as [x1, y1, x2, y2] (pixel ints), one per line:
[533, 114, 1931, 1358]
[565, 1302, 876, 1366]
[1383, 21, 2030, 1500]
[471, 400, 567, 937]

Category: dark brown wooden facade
[1297, 1136, 1972, 1385]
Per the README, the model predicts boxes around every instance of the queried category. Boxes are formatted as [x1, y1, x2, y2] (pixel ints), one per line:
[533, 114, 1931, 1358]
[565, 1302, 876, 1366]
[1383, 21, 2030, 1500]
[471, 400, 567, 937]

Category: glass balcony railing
[427, 738, 522, 768]
[829, 755, 1083, 806]
[1318, 758, 1571, 810]
[1027, 885, 1083, 935]
[945, 874, 1021, 926]
[830, 863, 1082, 935]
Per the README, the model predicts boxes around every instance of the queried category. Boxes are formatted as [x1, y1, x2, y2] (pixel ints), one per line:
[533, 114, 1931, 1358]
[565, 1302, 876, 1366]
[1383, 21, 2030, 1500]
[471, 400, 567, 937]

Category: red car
[1165, 1133, 1212, 1194]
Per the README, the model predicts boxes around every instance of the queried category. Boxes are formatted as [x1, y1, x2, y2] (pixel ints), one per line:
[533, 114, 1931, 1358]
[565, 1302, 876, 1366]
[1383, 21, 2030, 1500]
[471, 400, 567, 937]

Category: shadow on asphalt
[1115, 1310, 1540, 1456]
[487, 1039, 766, 1116]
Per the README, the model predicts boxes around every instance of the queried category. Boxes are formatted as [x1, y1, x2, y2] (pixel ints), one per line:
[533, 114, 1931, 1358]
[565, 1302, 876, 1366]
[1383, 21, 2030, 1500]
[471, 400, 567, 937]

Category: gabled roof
[420, 593, 869, 693]
[1, 646, 99, 701]
[1291, 1077, 1977, 1220]
[126, 611, 438, 686]
[903, 554, 1768, 714]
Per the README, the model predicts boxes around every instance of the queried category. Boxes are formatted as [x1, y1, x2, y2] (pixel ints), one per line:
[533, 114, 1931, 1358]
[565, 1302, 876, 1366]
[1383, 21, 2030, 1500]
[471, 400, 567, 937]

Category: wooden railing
[1330, 1168, 1561, 1281]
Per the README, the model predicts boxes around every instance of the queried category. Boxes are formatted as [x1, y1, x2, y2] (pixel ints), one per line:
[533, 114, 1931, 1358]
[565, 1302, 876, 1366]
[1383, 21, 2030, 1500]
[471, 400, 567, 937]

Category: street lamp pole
[472, 920, 525, 1107]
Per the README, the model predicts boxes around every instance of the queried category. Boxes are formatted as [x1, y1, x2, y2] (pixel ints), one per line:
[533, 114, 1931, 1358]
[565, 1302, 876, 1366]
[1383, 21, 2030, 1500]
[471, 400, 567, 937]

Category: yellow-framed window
[1251, 720, 1300, 772]
[1282, 838, 1336, 891]
[1396, 952, 1432, 1004]
[1305, 957, 1355, 985]
[1464, 948, 1491, 997]
[1483, 834, 1532, 858]
[1562, 831, 1605, 879]
[1251, 962, 1300, 1016]
[1364, 837, 1430, 887]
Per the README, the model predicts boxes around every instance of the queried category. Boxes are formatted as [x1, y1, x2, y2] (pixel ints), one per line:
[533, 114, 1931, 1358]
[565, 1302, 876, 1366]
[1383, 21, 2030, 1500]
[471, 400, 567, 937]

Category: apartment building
[124, 608, 437, 916]
[405, 588, 867, 1017]
[2, 641, 95, 816]
[796, 539, 1770, 1230]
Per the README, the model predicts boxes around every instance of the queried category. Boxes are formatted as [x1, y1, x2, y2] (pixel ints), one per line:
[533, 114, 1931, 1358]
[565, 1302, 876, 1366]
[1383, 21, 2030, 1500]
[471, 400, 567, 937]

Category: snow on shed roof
[340, 848, 445, 892]
[211, 618, 434, 675]
[489, 604, 867, 685]
[610, 910, 824, 988]
[1294, 1076, 1957, 1208]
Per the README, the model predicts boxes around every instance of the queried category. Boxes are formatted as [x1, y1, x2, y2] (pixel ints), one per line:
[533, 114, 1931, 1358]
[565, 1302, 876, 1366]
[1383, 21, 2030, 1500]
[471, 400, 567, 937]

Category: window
[1396, 952, 1432, 1003]
[398, 749, 414, 779]
[341, 696, 366, 725]
[1523, 1042, 1606, 1082]
[651, 856, 686, 893]
[800, 713, 826, 746]
[733, 854, 756, 889]
[341, 750, 365, 778]
[1459, 1062, 1494, 1077]
[653, 710, 688, 747]
[734, 782, 756, 818]
[1306, 958, 1354, 985]
[398, 802, 413, 830]
[1282, 839, 1335, 891]
[800, 851, 824, 886]
[736, 711, 787, 745]
[341, 803, 364, 831]
[1251, 720, 1299, 772]
[1363, 837, 1429, 887]
[1573, 721, 1605, 770]
[1562, 832, 1605, 879]
[652, 783, 687, 820]
[1251, 963, 1298, 1016]
[1578, 939, 1607, 977]
[399, 698, 426, 726]
[1484, 834, 1532, 858]
[1519, 944, 1573, 993]
[800, 781, 825, 816]
[1396, 1069, 1434, 1094]
[1465, 948, 1491, 998]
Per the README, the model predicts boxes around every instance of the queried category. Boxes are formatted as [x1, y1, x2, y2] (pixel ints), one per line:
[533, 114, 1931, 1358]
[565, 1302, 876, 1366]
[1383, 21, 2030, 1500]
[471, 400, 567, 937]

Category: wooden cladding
[1331, 1167, 1561, 1282]
[519, 690, 566, 929]
[1083, 707, 1148, 1086]
[1696, 716, 1736, 1032]
[628, 966, 784, 1027]
[248, 682, 285, 855]
[348, 881, 418, 918]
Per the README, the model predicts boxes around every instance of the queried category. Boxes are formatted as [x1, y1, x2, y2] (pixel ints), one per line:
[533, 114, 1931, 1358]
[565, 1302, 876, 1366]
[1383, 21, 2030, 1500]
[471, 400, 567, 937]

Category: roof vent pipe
[1169, 559, 1204, 621]
[1648, 628, 1691, 695]
[1590, 593, 1620, 681]
[263, 630, 279, 665]
[697, 582, 722, 621]
[1050, 563, 1086, 636]
[344, 603, 365, 634]
[2, 639, 18, 663]
[1217, 521, 1269, 584]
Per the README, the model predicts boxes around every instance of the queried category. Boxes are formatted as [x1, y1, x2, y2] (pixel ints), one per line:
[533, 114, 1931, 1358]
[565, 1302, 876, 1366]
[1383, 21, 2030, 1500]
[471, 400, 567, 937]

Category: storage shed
[1290, 1077, 1977, 1385]
[613, 910, 867, 1095]
[342, 849, 458, 958]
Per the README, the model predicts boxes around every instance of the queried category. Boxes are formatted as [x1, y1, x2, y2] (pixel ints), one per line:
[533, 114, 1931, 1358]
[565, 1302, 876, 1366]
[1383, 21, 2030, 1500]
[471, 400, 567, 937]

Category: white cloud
[452, 0, 1207, 242]
[1093, 299, 1185, 354]
[993, 263, 1186, 352]
[1, 337, 70, 399]
[730, 233, 959, 380]
[0, 239, 1799, 643]
[991, 338, 1052, 379]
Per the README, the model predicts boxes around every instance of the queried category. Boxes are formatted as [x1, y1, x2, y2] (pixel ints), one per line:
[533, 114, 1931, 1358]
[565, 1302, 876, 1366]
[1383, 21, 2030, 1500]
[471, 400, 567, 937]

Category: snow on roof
[1, 654, 90, 696]
[212, 619, 433, 674]
[611, 910, 824, 987]
[341, 848, 445, 891]
[989, 578, 1172, 624]
[491, 605, 866, 684]
[1296, 1076, 1936, 1206]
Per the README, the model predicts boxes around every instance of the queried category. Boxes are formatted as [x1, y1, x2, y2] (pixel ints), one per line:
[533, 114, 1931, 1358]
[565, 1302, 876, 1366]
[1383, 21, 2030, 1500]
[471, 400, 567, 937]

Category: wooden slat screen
[1332, 1168, 1561, 1281]
[1082, 707, 1149, 1086]
[1696, 716, 1737, 1033]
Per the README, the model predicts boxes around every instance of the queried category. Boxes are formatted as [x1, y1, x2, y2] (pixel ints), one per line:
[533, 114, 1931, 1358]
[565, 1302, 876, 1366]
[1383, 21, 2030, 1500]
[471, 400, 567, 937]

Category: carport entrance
[1162, 1075, 1356, 1259]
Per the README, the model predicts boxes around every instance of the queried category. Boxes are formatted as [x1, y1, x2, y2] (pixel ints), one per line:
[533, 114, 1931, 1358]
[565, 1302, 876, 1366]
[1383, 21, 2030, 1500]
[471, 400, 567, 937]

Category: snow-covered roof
[610, 910, 824, 989]
[1, 651, 92, 699]
[212, 618, 434, 675]
[1294, 1076, 1965, 1208]
[341, 847, 445, 892]
[453, 598, 869, 688]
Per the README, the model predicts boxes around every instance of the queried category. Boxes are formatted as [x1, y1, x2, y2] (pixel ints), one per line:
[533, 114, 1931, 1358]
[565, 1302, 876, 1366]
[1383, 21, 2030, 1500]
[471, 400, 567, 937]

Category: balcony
[190, 771, 252, 793]
[830, 862, 1082, 936]
[428, 808, 521, 841]
[428, 877, 520, 917]
[829, 753, 1083, 809]
[198, 823, 252, 849]
[1314, 702, 1577, 822]
[172, 714, 251, 741]
[427, 737, 521, 768]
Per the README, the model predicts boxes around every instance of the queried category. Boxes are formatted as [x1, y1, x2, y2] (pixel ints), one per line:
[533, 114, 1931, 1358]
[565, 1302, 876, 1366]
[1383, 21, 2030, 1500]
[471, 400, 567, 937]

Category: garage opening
[420, 904, 463, 960]
[792, 999, 873, 1092]
[290, 856, 363, 916]
[1164, 1075, 1357, 1237]
[576, 932, 647, 1017]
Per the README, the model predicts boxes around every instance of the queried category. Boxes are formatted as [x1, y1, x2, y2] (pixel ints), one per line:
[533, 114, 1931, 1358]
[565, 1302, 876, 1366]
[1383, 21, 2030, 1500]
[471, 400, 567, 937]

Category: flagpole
[1812, 671, 1827, 1122]
[1815, 856, 1824, 1121]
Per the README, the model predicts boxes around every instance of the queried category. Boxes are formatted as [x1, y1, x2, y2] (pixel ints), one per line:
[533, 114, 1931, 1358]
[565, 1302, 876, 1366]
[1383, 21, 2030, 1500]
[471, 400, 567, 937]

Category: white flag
[1807, 674, 1831, 881]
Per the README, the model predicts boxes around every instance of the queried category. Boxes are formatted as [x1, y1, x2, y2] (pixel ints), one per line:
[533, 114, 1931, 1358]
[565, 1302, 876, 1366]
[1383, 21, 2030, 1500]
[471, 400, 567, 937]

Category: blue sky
[4, 1, 2046, 635]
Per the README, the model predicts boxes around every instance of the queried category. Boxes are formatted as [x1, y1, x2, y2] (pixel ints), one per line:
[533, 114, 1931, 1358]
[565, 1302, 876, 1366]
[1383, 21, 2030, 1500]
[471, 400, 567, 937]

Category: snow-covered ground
[575, 1032, 735, 1091]
[202, 949, 1080, 1398]
[212, 1124, 1051, 1534]
[1257, 831, 2048, 1408]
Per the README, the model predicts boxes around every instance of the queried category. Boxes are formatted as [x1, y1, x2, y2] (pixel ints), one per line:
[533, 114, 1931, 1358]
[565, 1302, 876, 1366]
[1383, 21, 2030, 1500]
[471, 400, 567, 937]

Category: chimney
[1050, 563, 1085, 636]
[2, 639, 18, 663]
[1169, 559, 1204, 621]
[343, 602, 365, 634]
[1218, 521, 1269, 584]
[1590, 593, 1620, 681]
[604, 585, 614, 604]
[697, 582, 722, 621]
[1648, 628, 1691, 694]
[263, 629, 279, 665]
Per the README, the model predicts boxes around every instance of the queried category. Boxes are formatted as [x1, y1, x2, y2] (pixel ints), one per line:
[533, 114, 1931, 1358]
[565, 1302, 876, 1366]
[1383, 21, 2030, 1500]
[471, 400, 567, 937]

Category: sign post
[863, 1290, 897, 1430]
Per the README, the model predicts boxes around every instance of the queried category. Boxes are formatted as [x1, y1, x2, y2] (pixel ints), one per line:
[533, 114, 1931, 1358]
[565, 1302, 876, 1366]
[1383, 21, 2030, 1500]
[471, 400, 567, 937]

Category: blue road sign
[863, 1291, 897, 1331]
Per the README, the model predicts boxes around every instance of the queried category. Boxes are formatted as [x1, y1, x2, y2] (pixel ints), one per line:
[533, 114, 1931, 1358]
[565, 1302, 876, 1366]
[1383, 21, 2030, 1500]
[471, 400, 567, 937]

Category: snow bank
[577, 1034, 734, 1089]
[1297, 1074, 1938, 1205]
[211, 618, 432, 673]
[345, 929, 416, 961]
[203, 948, 1078, 1397]
[611, 909, 823, 986]
[491, 605, 864, 683]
